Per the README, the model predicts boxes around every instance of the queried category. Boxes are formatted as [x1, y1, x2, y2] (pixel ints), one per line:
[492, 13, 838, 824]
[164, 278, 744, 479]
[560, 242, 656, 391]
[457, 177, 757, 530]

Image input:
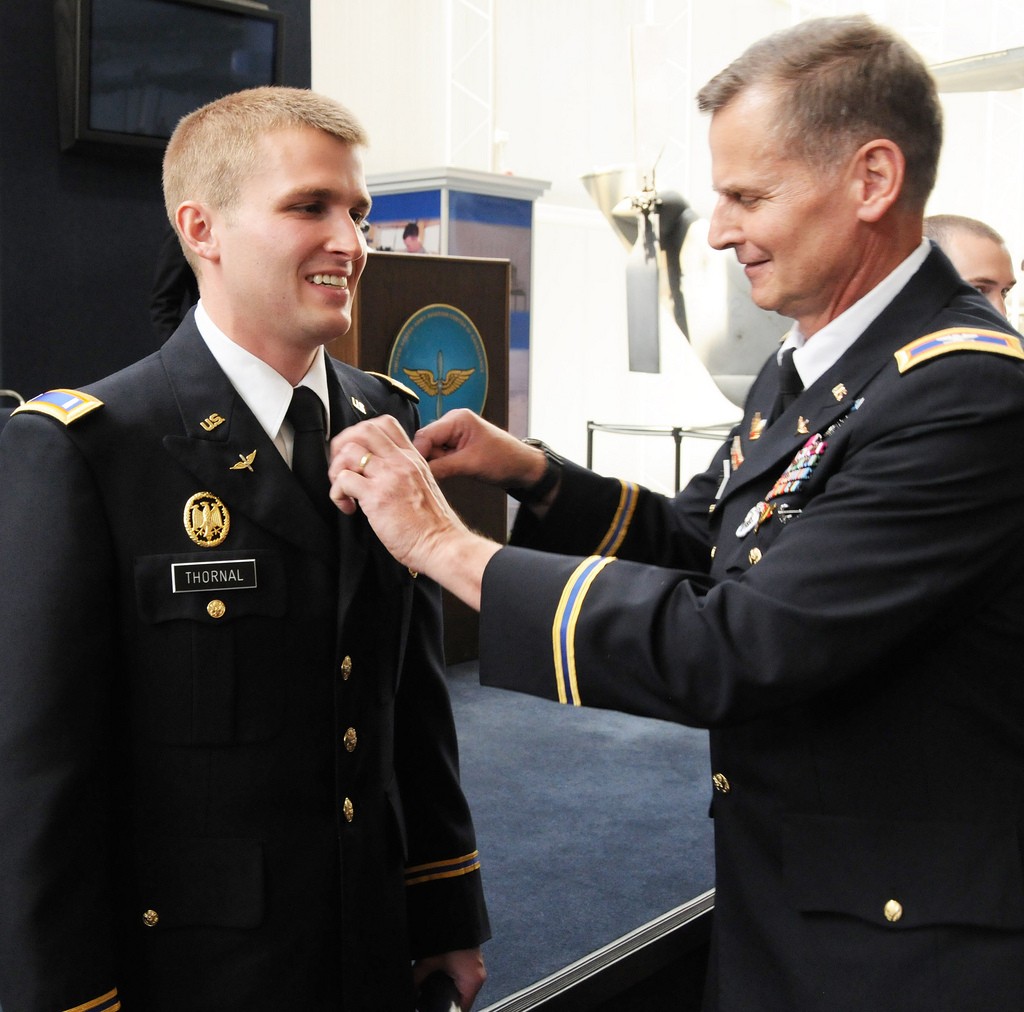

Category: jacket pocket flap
[134, 836, 264, 929]
[782, 813, 1024, 929]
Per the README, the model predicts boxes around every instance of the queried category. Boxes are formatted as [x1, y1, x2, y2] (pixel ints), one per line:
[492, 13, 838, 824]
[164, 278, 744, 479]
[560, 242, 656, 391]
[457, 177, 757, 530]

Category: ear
[851, 139, 905, 223]
[175, 201, 220, 265]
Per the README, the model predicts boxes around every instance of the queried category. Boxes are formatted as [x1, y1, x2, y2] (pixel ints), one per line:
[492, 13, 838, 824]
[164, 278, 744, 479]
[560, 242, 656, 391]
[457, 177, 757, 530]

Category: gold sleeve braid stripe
[61, 988, 120, 1012]
[594, 481, 639, 557]
[551, 555, 616, 706]
[404, 850, 481, 886]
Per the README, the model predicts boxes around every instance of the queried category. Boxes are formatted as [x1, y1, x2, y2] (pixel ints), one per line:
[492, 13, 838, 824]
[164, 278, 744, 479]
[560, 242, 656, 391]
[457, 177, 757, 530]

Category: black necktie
[286, 386, 333, 524]
[769, 347, 802, 424]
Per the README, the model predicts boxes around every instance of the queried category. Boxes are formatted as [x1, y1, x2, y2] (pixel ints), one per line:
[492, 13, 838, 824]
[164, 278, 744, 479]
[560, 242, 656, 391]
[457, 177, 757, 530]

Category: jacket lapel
[325, 361, 371, 610]
[159, 320, 335, 556]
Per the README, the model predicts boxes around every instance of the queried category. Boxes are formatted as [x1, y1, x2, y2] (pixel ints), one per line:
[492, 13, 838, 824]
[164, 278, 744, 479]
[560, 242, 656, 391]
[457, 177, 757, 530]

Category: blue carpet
[446, 662, 715, 1007]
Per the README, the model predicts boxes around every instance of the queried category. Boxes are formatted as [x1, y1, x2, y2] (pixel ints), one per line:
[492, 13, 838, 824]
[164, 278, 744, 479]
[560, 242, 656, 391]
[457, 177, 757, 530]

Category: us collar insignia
[796, 416, 809, 435]
[351, 395, 367, 415]
[201, 412, 226, 432]
[183, 491, 230, 547]
[749, 412, 766, 440]
[230, 450, 257, 472]
[831, 383, 848, 402]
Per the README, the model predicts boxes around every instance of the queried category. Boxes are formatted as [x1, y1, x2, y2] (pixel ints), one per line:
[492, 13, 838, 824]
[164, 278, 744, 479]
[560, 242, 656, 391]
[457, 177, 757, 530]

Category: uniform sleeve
[509, 436, 733, 572]
[387, 400, 490, 958]
[0, 415, 122, 1011]
[480, 352, 1024, 728]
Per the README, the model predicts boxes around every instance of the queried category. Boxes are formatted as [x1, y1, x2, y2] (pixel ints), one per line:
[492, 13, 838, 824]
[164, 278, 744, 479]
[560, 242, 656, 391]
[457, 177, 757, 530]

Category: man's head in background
[925, 213, 1016, 317]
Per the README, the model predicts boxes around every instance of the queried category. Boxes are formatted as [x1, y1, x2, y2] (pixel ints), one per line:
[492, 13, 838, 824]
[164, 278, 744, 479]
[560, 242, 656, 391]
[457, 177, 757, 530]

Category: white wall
[316, 0, 1024, 493]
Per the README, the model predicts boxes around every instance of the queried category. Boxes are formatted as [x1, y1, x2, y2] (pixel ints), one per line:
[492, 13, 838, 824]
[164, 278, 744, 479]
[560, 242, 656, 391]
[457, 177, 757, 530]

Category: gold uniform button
[884, 899, 903, 923]
[340, 656, 352, 681]
[748, 547, 762, 565]
[343, 727, 358, 752]
[142, 908, 159, 928]
[207, 599, 226, 619]
[712, 773, 731, 794]
[343, 797, 354, 823]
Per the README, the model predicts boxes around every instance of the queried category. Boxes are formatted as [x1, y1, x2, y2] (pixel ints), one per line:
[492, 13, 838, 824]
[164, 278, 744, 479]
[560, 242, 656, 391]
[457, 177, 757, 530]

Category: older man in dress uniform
[326, 15, 1024, 1012]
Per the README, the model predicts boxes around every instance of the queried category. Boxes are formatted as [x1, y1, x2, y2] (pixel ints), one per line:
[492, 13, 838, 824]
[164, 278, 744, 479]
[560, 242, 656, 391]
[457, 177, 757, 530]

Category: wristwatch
[506, 438, 563, 504]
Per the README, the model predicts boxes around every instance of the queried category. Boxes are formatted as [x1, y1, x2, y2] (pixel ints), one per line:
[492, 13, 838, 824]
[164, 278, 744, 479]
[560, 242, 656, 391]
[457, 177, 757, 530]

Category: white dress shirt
[782, 238, 931, 389]
[194, 300, 331, 467]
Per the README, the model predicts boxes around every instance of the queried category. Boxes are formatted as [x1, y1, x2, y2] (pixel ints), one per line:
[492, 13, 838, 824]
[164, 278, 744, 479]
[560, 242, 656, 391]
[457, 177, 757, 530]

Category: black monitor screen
[62, 0, 282, 152]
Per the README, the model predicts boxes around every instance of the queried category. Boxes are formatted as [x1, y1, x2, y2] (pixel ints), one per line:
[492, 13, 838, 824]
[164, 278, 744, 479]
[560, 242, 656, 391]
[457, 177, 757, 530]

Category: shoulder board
[895, 328, 1024, 374]
[366, 371, 420, 403]
[11, 388, 104, 425]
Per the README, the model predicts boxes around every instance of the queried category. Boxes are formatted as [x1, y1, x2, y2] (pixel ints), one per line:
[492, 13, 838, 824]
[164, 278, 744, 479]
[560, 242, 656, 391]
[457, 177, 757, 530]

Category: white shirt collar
[782, 238, 931, 389]
[194, 301, 331, 456]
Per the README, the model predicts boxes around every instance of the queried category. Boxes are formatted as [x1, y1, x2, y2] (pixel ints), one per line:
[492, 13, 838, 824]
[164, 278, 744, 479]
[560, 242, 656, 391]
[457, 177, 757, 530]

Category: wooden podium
[337, 251, 511, 662]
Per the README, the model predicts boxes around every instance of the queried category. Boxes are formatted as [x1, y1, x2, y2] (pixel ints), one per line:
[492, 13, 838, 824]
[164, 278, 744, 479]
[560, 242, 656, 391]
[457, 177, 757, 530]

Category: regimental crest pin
[749, 412, 766, 441]
[183, 491, 230, 547]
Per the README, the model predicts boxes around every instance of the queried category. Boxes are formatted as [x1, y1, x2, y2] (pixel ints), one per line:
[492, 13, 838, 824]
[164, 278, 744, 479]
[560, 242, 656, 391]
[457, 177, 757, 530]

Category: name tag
[171, 558, 258, 593]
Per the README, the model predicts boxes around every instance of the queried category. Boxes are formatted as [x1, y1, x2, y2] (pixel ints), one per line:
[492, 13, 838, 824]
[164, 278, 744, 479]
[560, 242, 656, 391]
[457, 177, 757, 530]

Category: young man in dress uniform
[326, 16, 1024, 1012]
[0, 87, 488, 1012]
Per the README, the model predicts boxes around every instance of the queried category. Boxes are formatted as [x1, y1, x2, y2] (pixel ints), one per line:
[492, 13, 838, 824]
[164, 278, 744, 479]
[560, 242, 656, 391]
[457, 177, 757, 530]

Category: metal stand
[586, 421, 735, 494]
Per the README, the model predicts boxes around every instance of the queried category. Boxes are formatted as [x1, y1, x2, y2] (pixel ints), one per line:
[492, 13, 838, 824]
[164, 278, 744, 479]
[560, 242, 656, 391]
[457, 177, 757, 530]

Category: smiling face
[194, 125, 371, 378]
[706, 87, 875, 337]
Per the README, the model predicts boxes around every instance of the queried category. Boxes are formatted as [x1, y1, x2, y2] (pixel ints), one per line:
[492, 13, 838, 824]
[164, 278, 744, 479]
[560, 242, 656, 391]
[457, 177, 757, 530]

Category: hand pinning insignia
[230, 450, 257, 472]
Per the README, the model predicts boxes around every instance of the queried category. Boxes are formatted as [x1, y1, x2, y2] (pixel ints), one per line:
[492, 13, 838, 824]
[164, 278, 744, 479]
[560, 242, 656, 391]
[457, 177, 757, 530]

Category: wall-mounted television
[56, 0, 284, 157]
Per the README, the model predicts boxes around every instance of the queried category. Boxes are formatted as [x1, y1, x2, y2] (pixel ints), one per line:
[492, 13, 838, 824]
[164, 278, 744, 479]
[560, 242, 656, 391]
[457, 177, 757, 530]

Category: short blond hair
[163, 86, 368, 263]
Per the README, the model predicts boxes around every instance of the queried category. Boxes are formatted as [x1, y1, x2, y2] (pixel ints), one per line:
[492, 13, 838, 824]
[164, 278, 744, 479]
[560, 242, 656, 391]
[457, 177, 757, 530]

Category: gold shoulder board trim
[366, 371, 420, 403]
[12, 388, 104, 425]
[895, 328, 1024, 374]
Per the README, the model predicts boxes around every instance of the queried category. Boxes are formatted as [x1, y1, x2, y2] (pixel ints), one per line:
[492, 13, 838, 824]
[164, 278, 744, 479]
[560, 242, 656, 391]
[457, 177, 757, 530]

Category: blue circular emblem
[388, 303, 489, 422]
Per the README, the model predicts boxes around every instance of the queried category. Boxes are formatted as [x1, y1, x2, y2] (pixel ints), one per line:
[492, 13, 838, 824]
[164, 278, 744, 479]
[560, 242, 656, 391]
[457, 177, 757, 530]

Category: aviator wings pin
[230, 450, 257, 472]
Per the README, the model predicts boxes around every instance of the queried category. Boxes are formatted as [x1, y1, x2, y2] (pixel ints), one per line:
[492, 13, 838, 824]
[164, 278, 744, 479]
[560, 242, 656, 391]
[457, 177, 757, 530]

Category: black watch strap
[506, 438, 563, 504]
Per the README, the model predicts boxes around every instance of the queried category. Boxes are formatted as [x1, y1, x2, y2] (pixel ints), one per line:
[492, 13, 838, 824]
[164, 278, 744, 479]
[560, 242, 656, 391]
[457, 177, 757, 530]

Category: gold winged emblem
[230, 450, 257, 472]
[403, 367, 475, 397]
